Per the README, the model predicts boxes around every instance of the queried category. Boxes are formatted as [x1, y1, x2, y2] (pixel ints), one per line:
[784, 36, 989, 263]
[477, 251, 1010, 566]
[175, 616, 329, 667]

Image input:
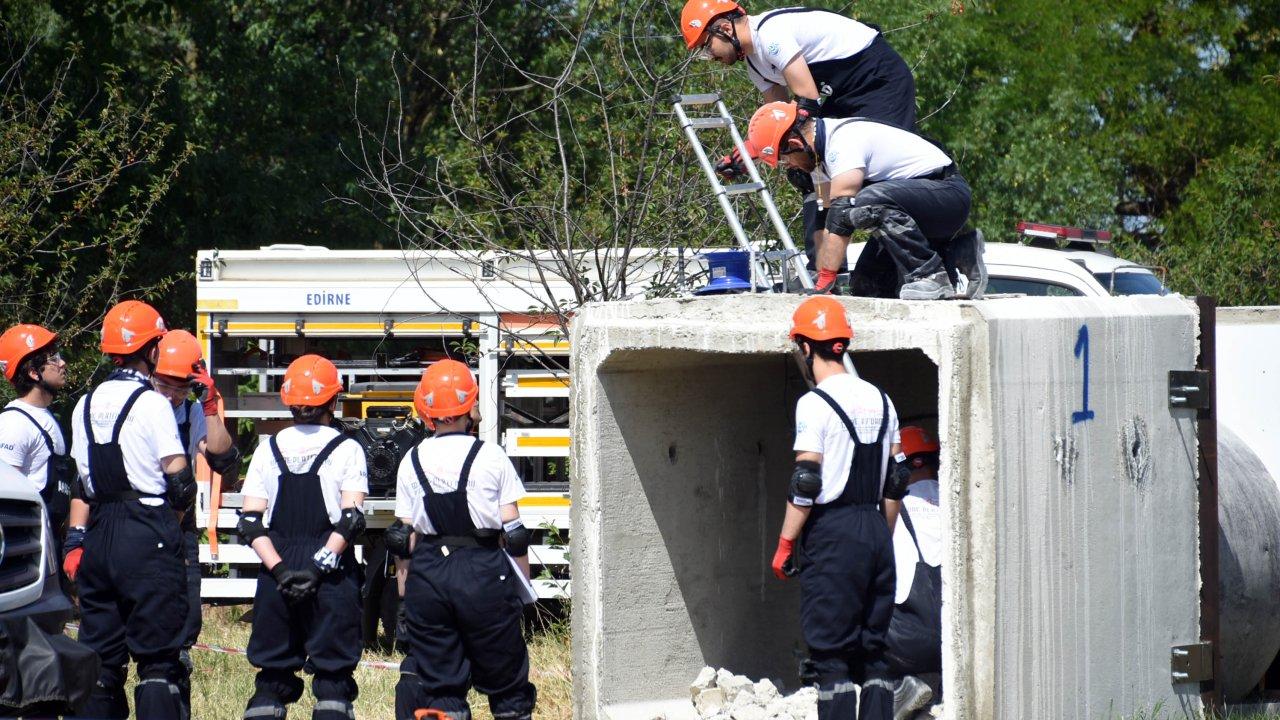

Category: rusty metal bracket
[1172, 642, 1214, 684]
[1169, 370, 1211, 409]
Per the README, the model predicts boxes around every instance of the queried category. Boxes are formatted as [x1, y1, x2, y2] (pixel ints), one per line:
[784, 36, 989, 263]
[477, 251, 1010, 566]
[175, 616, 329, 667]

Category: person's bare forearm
[251, 535, 283, 570]
[779, 502, 811, 541]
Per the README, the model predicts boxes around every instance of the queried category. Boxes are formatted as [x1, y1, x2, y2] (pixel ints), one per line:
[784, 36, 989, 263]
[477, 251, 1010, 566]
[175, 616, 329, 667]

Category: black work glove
[286, 566, 322, 604]
[384, 519, 413, 559]
[786, 168, 815, 195]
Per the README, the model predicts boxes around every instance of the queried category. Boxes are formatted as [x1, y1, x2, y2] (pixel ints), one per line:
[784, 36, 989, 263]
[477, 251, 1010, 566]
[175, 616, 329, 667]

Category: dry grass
[102, 605, 570, 720]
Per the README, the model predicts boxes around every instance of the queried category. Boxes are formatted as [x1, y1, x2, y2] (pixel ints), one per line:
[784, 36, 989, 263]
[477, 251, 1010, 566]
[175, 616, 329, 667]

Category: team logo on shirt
[768, 42, 780, 56]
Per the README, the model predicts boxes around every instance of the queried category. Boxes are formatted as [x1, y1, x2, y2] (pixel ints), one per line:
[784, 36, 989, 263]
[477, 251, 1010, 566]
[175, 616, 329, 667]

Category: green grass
[82, 605, 571, 720]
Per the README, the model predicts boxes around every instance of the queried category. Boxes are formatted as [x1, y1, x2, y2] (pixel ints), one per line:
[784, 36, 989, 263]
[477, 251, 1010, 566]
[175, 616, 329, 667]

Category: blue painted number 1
[1072, 324, 1095, 424]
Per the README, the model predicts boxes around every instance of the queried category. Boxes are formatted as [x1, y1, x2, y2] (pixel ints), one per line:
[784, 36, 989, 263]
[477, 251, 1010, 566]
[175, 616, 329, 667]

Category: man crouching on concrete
[746, 101, 971, 299]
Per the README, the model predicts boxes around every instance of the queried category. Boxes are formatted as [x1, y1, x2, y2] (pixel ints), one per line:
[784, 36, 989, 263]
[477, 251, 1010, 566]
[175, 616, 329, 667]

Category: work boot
[899, 271, 956, 300]
[952, 228, 988, 299]
[802, 278, 837, 295]
[893, 676, 933, 720]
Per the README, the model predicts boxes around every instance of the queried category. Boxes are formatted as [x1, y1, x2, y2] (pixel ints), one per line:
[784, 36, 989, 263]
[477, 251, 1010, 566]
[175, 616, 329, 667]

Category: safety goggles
[151, 374, 207, 400]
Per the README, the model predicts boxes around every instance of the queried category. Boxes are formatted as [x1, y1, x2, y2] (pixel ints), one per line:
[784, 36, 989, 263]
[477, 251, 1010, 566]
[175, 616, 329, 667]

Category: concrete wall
[571, 295, 1203, 720]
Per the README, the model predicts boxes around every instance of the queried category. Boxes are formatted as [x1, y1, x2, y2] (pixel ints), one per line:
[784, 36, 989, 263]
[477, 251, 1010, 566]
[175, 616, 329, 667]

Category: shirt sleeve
[758, 22, 802, 77]
[824, 125, 870, 181]
[394, 454, 416, 520]
[241, 446, 271, 500]
[494, 448, 527, 507]
[143, 393, 186, 459]
[337, 440, 369, 495]
[793, 393, 827, 454]
[0, 413, 35, 470]
[885, 396, 901, 447]
[70, 397, 90, 481]
[189, 410, 208, 457]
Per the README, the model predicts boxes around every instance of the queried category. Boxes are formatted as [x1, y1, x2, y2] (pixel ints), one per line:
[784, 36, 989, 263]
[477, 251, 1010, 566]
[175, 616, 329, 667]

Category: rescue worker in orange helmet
[151, 329, 241, 697]
[773, 296, 900, 720]
[881, 426, 943, 719]
[0, 324, 74, 559]
[238, 354, 368, 720]
[391, 359, 537, 720]
[67, 300, 194, 719]
[680, 0, 917, 273]
[747, 101, 972, 299]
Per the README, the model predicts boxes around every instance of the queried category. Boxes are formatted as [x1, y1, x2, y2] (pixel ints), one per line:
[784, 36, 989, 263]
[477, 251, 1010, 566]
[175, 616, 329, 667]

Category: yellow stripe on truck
[516, 436, 571, 448]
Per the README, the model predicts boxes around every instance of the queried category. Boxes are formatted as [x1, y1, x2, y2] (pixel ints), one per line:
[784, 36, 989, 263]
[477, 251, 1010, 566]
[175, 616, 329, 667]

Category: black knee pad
[312, 671, 358, 702]
[255, 669, 305, 705]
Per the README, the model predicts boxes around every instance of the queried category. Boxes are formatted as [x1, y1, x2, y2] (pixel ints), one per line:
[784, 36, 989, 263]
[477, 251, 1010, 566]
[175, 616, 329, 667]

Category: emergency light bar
[1016, 221, 1112, 244]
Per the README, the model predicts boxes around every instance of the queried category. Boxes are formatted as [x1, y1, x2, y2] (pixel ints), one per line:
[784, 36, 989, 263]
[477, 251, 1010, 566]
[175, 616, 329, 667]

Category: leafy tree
[0, 26, 189, 406]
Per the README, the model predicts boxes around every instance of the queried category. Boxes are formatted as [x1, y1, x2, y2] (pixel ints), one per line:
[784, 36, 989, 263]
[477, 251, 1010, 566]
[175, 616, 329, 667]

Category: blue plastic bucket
[696, 250, 753, 295]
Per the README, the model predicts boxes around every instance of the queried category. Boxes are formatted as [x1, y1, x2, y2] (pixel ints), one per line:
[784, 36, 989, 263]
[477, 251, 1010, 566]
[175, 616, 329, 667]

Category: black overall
[245, 434, 362, 718]
[799, 388, 895, 720]
[747, 8, 918, 271]
[886, 504, 942, 677]
[395, 437, 537, 720]
[0, 406, 74, 553]
[176, 400, 204, 652]
[71, 382, 188, 720]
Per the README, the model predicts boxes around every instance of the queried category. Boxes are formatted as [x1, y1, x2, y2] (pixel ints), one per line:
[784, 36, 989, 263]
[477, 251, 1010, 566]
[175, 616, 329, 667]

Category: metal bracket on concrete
[1168, 370, 1210, 409]
[1172, 642, 1214, 683]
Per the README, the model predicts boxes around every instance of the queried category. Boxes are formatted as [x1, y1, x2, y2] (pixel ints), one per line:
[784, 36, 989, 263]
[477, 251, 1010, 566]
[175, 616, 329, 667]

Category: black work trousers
[71, 502, 188, 720]
[182, 529, 202, 648]
[847, 173, 972, 295]
[395, 544, 536, 720]
[798, 504, 895, 720]
[245, 543, 363, 709]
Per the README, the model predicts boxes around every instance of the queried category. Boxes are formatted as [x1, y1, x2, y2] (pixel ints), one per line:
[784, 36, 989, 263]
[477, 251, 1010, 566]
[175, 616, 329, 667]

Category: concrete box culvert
[571, 294, 1206, 720]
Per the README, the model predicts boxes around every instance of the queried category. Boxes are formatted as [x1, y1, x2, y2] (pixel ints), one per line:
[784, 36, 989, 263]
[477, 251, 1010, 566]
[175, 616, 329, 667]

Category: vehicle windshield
[1092, 271, 1167, 296]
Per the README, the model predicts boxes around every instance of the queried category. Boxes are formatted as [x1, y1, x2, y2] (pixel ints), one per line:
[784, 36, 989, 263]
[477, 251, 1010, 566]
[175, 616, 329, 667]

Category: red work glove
[771, 536, 795, 580]
[63, 547, 83, 581]
[714, 149, 748, 179]
[192, 360, 221, 417]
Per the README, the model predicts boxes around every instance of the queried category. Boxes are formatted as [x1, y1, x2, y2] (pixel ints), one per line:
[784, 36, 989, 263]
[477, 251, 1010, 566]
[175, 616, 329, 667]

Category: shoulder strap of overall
[309, 433, 352, 475]
[899, 502, 924, 561]
[810, 387, 864, 445]
[874, 390, 889, 444]
[268, 435, 288, 477]
[81, 388, 95, 444]
[110, 385, 150, 443]
[457, 439, 484, 492]
[1, 407, 56, 454]
[410, 441, 431, 495]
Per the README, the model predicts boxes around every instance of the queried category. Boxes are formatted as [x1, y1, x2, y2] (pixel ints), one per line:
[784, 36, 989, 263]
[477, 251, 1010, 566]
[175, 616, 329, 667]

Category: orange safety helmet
[0, 324, 58, 382]
[900, 426, 940, 458]
[100, 300, 167, 356]
[280, 354, 343, 407]
[680, 0, 743, 49]
[414, 359, 478, 422]
[746, 101, 800, 168]
[154, 330, 204, 380]
[789, 296, 853, 342]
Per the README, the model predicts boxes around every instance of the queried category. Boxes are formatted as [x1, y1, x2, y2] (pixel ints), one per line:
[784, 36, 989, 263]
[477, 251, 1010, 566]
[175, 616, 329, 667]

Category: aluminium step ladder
[673, 93, 814, 292]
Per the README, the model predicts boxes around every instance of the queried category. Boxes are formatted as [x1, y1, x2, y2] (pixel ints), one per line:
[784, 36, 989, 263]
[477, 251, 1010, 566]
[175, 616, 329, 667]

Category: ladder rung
[723, 182, 765, 196]
[686, 116, 730, 129]
[675, 93, 720, 106]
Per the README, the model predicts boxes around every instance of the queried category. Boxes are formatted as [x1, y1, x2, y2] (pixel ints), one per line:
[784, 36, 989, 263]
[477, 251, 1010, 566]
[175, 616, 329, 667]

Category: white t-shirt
[173, 400, 208, 461]
[395, 434, 527, 534]
[745, 9, 878, 92]
[241, 425, 369, 526]
[793, 373, 899, 504]
[893, 479, 943, 603]
[71, 377, 186, 503]
[819, 118, 951, 183]
[0, 399, 66, 492]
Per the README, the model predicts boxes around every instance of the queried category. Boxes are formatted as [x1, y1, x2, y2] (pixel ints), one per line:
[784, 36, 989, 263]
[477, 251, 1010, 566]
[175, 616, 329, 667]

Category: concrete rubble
[688, 668, 816, 720]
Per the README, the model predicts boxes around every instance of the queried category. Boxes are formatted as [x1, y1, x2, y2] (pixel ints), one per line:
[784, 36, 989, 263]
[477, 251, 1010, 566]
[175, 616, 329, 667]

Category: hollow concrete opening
[585, 346, 939, 701]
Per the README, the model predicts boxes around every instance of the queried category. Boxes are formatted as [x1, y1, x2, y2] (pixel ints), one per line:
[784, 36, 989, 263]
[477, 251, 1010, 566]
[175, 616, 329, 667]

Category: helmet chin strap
[712, 13, 746, 60]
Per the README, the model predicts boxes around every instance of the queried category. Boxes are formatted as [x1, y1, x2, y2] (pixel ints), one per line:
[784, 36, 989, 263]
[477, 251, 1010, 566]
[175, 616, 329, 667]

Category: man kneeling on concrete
[880, 426, 943, 718]
[746, 101, 971, 299]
